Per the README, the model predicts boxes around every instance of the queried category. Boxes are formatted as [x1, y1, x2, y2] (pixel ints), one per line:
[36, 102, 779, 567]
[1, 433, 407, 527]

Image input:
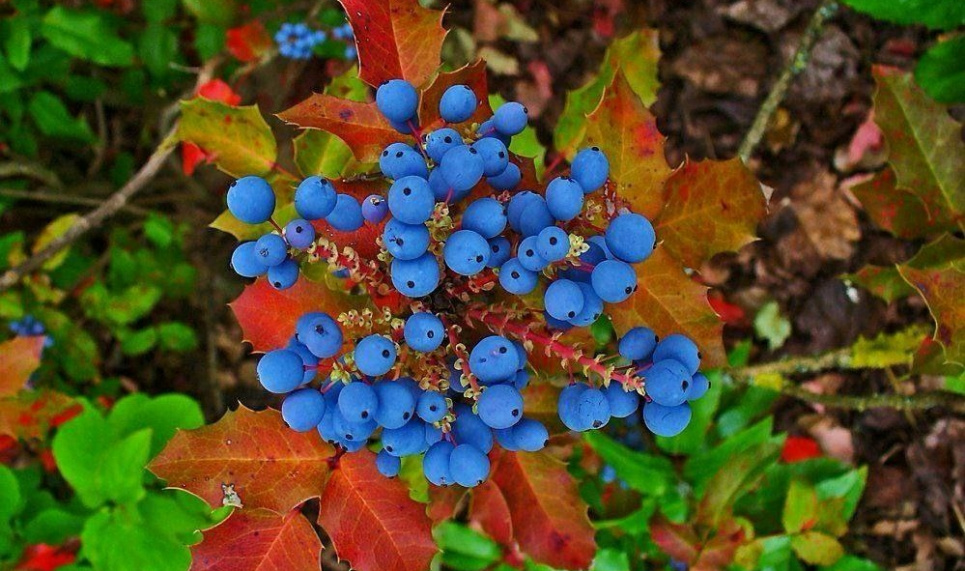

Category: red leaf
[181, 142, 212, 176]
[781, 436, 822, 463]
[318, 451, 437, 571]
[428, 485, 466, 525]
[469, 480, 514, 546]
[191, 509, 322, 571]
[149, 406, 335, 513]
[15, 544, 75, 571]
[0, 390, 79, 440]
[315, 178, 390, 261]
[0, 337, 46, 397]
[650, 516, 699, 564]
[198, 79, 242, 106]
[229, 277, 362, 353]
[419, 60, 494, 127]
[489, 451, 595, 570]
[278, 95, 410, 164]
[227, 21, 273, 63]
[337, 0, 447, 88]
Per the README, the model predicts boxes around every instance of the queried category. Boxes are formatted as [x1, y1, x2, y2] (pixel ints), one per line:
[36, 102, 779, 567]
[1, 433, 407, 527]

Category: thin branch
[737, 0, 838, 162]
[0, 187, 149, 216]
[0, 161, 63, 189]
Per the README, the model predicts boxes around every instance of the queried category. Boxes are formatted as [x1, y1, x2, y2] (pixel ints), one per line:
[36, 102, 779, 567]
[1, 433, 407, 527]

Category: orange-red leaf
[469, 479, 514, 545]
[0, 389, 79, 440]
[318, 450, 437, 571]
[226, 21, 273, 63]
[316, 177, 390, 261]
[610, 247, 726, 367]
[849, 167, 937, 239]
[0, 336, 45, 397]
[428, 485, 466, 525]
[229, 277, 362, 353]
[191, 509, 322, 571]
[277, 95, 409, 164]
[650, 516, 699, 564]
[657, 158, 767, 268]
[583, 70, 672, 218]
[419, 60, 493, 127]
[489, 451, 595, 570]
[149, 406, 335, 513]
[338, 0, 447, 88]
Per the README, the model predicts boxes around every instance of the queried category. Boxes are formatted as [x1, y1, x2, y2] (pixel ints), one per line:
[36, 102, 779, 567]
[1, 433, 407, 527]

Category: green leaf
[590, 548, 629, 571]
[686, 417, 778, 493]
[120, 327, 158, 356]
[823, 555, 886, 571]
[143, 0, 178, 22]
[41, 7, 134, 66]
[139, 23, 178, 78]
[194, 24, 225, 61]
[137, 489, 213, 544]
[0, 465, 21, 521]
[754, 301, 792, 350]
[434, 521, 502, 570]
[27, 92, 95, 142]
[583, 431, 677, 496]
[178, 99, 277, 179]
[293, 129, 374, 179]
[81, 508, 192, 571]
[782, 479, 818, 534]
[916, 35, 965, 103]
[181, 0, 237, 26]
[697, 441, 782, 528]
[845, 265, 917, 303]
[5, 16, 32, 71]
[143, 214, 175, 248]
[849, 327, 928, 369]
[0, 57, 24, 94]
[108, 393, 204, 457]
[790, 531, 844, 566]
[157, 322, 198, 352]
[23, 509, 87, 544]
[816, 466, 867, 521]
[842, 0, 965, 30]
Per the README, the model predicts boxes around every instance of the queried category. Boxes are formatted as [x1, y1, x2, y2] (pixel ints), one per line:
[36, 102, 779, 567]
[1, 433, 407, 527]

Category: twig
[737, 0, 838, 162]
[0, 161, 63, 189]
[0, 187, 148, 216]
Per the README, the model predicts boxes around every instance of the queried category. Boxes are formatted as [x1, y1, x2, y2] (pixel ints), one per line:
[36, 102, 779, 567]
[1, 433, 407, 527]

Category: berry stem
[441, 317, 480, 393]
[269, 217, 284, 234]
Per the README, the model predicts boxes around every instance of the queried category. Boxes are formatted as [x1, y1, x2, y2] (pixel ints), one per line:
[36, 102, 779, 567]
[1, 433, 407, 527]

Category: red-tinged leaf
[0, 337, 46, 397]
[229, 277, 363, 353]
[846, 263, 917, 303]
[650, 516, 699, 564]
[226, 21, 273, 63]
[469, 480, 514, 546]
[849, 167, 934, 239]
[149, 406, 335, 513]
[198, 79, 242, 106]
[313, 178, 390, 261]
[609, 247, 726, 367]
[181, 142, 212, 176]
[693, 518, 746, 570]
[697, 442, 781, 529]
[278, 95, 410, 164]
[489, 451, 595, 570]
[337, 0, 447, 88]
[656, 158, 767, 268]
[0, 390, 79, 440]
[179, 99, 278, 179]
[14, 543, 76, 571]
[780, 436, 822, 464]
[191, 509, 322, 571]
[707, 291, 746, 325]
[419, 60, 494, 127]
[427, 485, 466, 525]
[318, 450, 437, 571]
[582, 70, 672, 218]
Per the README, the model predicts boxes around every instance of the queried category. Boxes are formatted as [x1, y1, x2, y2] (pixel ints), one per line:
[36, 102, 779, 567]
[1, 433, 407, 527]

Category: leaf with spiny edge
[419, 60, 494, 128]
[179, 100, 279, 179]
[0, 336, 46, 397]
[190, 509, 322, 571]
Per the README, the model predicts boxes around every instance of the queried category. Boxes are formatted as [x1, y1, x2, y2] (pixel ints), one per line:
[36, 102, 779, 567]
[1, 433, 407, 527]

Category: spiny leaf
[278, 95, 409, 164]
[468, 480, 514, 546]
[338, 0, 447, 88]
[582, 70, 672, 218]
[609, 247, 726, 367]
[229, 277, 364, 353]
[656, 157, 767, 268]
[489, 450, 595, 570]
[293, 130, 374, 180]
[419, 60, 494, 127]
[0, 389, 79, 440]
[149, 406, 335, 513]
[0, 336, 46, 397]
[314, 178, 390, 260]
[191, 509, 322, 571]
[317, 450, 437, 571]
[179, 100, 278, 179]
[849, 167, 934, 239]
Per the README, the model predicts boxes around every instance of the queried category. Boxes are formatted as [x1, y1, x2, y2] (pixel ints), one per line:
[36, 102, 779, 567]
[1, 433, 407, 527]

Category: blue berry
[487, 236, 512, 268]
[338, 381, 380, 422]
[494, 427, 519, 451]
[382, 419, 426, 456]
[425, 423, 443, 445]
[287, 338, 320, 383]
[545, 311, 573, 331]
[518, 197, 554, 237]
[439, 84, 478, 123]
[471, 137, 509, 177]
[316, 409, 339, 444]
[576, 387, 611, 430]
[284, 219, 315, 249]
[511, 419, 548, 451]
[281, 388, 326, 431]
[404, 312, 444, 352]
[477, 384, 524, 429]
[268, 258, 299, 290]
[451, 405, 494, 452]
[687, 372, 710, 401]
[517, 236, 548, 272]
[354, 335, 397, 377]
[643, 402, 692, 437]
[376, 449, 401, 477]
[380, 143, 429, 180]
[423, 441, 454, 486]
[389, 118, 418, 134]
[231, 242, 267, 278]
[254, 233, 288, 267]
[388, 176, 435, 224]
[425, 128, 463, 163]
[498, 258, 538, 295]
[604, 383, 639, 418]
[362, 195, 389, 223]
[507, 191, 541, 231]
[569, 282, 603, 326]
[644, 359, 690, 406]
[383, 218, 430, 260]
[605, 213, 656, 263]
[376, 79, 418, 123]
[493, 102, 528, 136]
[461, 197, 507, 239]
[513, 369, 530, 390]
[325, 194, 364, 231]
[227, 176, 275, 224]
[580, 238, 610, 265]
[297, 313, 343, 359]
[444, 230, 490, 276]
[544, 279, 584, 321]
[449, 444, 490, 488]
[511, 341, 527, 370]
[439, 145, 485, 192]
[587, 235, 613, 260]
[619, 327, 658, 362]
[428, 167, 454, 202]
[558, 383, 589, 431]
[468, 336, 517, 384]
[545, 177, 584, 221]
[591, 259, 637, 303]
[536, 226, 569, 262]
[477, 118, 511, 145]
[571, 147, 610, 193]
[294, 176, 337, 220]
[391, 253, 439, 297]
[487, 162, 521, 190]
[417, 390, 448, 423]
[257, 349, 305, 393]
[652, 334, 701, 375]
[373, 381, 416, 429]
[332, 409, 377, 442]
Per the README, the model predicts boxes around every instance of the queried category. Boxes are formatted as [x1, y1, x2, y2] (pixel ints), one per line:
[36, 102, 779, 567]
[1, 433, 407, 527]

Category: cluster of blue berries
[330, 22, 357, 60]
[274, 22, 327, 60]
[8, 315, 53, 348]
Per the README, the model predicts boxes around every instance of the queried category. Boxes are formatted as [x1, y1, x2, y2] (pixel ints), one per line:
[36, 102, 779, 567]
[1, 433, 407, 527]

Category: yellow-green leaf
[33, 214, 79, 270]
[179, 99, 277, 178]
[790, 532, 844, 566]
[782, 479, 818, 534]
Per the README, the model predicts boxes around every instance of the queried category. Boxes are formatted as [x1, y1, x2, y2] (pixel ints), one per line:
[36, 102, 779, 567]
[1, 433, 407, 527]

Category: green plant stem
[738, 0, 838, 162]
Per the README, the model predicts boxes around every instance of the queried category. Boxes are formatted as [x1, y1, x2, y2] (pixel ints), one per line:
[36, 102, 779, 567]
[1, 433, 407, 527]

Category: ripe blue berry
[513, 369, 530, 390]
[587, 235, 613, 260]
[257, 349, 305, 393]
[376, 449, 401, 477]
[591, 259, 637, 303]
[417, 390, 448, 423]
[287, 338, 320, 383]
[227, 176, 275, 224]
[404, 312, 444, 352]
[544, 279, 585, 321]
[580, 238, 610, 266]
[354, 335, 397, 377]
[477, 118, 511, 145]
[644, 359, 690, 406]
[536, 226, 569, 262]
[487, 236, 512, 268]
[231, 242, 267, 278]
[376, 79, 418, 123]
[495, 427, 519, 451]
[507, 191, 541, 231]
[325, 194, 364, 231]
[439, 84, 478, 123]
[254, 233, 288, 267]
[373, 381, 416, 429]
[389, 118, 418, 134]
[382, 419, 426, 456]
[518, 197, 554, 237]
[297, 313, 343, 359]
[391, 253, 440, 297]
[477, 384, 524, 429]
[569, 282, 603, 326]
[558, 383, 589, 431]
[444, 230, 490, 276]
[380, 143, 429, 180]
[511, 418, 548, 451]
[517, 236, 548, 272]
[605, 213, 656, 263]
[383, 218, 430, 260]
[643, 402, 692, 437]
[619, 327, 658, 362]
[361, 195, 389, 223]
[388, 176, 435, 224]
[652, 334, 701, 374]
[545, 177, 584, 221]
[471, 137, 509, 177]
[338, 381, 380, 422]
[571, 147, 610, 193]
[576, 387, 611, 430]
[487, 162, 521, 191]
[332, 409, 377, 442]
[423, 441, 454, 486]
[285, 219, 316, 249]
[428, 168, 455, 202]
[461, 197, 507, 239]
[425, 128, 463, 163]
[687, 372, 710, 401]
[469, 336, 517, 384]
[268, 258, 299, 290]
[449, 444, 490, 488]
[316, 410, 339, 444]
[604, 383, 639, 418]
[281, 388, 326, 431]
[294, 176, 337, 220]
[493, 102, 528, 136]
[439, 145, 485, 192]
[545, 311, 573, 331]
[425, 423, 443, 445]
[451, 405, 494, 452]
[498, 258, 538, 295]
